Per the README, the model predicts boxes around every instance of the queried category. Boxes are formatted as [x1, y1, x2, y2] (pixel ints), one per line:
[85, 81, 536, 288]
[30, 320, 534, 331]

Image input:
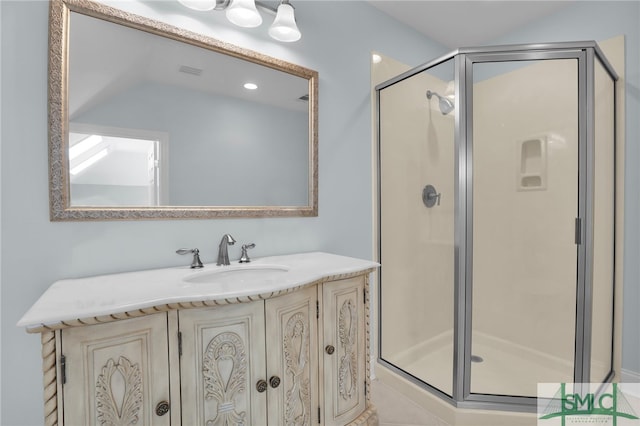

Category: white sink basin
[183, 264, 289, 285]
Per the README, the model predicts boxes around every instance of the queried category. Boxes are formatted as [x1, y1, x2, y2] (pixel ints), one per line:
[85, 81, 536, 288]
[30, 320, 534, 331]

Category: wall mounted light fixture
[178, 0, 301, 42]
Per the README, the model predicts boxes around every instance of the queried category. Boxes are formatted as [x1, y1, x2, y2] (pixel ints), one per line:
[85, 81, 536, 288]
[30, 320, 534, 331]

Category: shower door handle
[422, 185, 441, 208]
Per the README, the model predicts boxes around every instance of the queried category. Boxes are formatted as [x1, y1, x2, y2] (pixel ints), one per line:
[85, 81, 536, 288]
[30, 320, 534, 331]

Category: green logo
[539, 383, 639, 425]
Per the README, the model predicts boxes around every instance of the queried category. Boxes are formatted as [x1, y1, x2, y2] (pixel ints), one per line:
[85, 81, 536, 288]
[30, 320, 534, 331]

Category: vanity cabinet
[37, 266, 377, 426]
[179, 301, 267, 424]
[322, 276, 366, 426]
[265, 285, 319, 424]
[60, 313, 172, 426]
[179, 286, 318, 425]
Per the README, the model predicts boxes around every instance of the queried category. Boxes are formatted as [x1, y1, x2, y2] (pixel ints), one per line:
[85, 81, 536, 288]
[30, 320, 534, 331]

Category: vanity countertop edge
[18, 251, 379, 333]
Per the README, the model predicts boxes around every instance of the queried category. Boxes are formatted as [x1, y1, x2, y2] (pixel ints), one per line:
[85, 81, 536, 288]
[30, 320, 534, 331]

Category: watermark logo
[538, 383, 640, 425]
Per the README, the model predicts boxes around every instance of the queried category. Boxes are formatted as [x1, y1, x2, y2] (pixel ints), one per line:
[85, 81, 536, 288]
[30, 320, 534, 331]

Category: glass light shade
[225, 0, 262, 28]
[268, 2, 301, 42]
[177, 0, 217, 11]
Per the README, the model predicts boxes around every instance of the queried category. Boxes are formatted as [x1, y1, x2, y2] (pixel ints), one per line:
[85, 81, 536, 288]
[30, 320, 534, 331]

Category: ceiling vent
[179, 65, 203, 76]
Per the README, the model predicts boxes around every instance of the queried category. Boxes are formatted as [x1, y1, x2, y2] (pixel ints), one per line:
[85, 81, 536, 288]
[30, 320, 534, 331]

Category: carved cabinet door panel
[322, 276, 366, 426]
[265, 286, 319, 426]
[60, 313, 171, 426]
[179, 302, 267, 426]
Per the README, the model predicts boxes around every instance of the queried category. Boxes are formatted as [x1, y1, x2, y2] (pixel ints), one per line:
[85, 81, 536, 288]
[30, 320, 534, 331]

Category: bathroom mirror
[49, 0, 318, 220]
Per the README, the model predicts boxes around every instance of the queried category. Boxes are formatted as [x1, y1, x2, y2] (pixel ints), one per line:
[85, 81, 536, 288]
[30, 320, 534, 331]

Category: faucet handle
[239, 243, 256, 263]
[176, 248, 204, 269]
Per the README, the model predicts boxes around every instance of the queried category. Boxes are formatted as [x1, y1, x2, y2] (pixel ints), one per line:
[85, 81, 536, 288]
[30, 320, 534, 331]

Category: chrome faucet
[216, 234, 236, 266]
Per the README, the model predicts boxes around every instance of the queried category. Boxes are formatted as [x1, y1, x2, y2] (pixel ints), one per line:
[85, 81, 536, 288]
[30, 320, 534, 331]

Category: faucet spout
[217, 234, 236, 266]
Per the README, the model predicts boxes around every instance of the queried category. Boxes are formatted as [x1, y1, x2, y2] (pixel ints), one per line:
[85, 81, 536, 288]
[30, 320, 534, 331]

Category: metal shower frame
[375, 41, 618, 412]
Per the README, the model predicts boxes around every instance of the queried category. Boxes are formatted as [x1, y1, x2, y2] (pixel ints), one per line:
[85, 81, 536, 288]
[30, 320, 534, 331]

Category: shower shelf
[517, 136, 547, 191]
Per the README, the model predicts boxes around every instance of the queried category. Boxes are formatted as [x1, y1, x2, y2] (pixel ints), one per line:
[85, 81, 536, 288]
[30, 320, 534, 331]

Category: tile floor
[371, 379, 449, 426]
[372, 379, 640, 426]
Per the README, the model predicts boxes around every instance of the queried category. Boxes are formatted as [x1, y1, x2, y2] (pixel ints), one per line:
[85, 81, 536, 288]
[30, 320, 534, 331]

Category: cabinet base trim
[348, 404, 379, 426]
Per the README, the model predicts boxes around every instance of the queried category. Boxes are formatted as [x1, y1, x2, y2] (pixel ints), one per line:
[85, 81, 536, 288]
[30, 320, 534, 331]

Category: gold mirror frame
[49, 0, 318, 221]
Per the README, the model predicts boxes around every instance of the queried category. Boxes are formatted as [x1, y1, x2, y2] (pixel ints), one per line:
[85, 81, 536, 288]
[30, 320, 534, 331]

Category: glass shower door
[469, 58, 579, 397]
[379, 58, 456, 396]
[590, 56, 616, 384]
[377, 42, 618, 412]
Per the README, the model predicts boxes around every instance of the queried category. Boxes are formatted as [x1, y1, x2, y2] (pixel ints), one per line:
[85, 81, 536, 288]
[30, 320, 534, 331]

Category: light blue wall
[0, 0, 3, 421]
[482, 0, 640, 380]
[0, 1, 445, 424]
[3, 1, 639, 423]
[76, 81, 310, 206]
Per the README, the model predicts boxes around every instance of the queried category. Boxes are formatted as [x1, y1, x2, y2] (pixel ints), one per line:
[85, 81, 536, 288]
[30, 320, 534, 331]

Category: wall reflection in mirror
[69, 11, 309, 208]
[49, 0, 318, 220]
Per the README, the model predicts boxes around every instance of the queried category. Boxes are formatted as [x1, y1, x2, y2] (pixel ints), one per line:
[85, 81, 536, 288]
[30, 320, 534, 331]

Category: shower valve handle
[428, 192, 441, 205]
[422, 185, 441, 208]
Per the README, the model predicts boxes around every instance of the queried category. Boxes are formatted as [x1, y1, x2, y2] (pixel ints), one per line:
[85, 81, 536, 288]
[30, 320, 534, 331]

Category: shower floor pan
[385, 331, 573, 397]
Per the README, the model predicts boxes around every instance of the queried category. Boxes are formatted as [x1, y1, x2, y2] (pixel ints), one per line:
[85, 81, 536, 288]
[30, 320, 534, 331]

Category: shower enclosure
[376, 42, 617, 411]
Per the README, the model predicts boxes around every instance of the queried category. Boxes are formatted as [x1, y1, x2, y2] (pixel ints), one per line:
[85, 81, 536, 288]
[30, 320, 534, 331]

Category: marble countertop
[18, 252, 378, 331]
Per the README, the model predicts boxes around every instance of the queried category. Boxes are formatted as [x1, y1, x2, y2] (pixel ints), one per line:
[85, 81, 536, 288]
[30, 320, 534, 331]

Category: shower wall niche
[517, 136, 547, 190]
[376, 41, 618, 412]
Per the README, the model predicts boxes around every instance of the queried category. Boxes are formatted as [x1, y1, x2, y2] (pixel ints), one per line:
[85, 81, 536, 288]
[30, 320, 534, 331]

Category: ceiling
[367, 1, 575, 49]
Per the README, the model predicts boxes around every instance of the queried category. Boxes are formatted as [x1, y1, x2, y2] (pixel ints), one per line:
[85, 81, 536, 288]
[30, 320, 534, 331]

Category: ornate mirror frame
[49, 0, 318, 221]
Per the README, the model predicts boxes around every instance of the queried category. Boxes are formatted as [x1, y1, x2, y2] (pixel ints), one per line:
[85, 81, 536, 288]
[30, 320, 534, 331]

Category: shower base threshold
[385, 330, 573, 397]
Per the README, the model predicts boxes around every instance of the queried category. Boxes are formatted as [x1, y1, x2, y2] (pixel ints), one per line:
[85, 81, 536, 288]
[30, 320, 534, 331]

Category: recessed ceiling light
[244, 83, 258, 90]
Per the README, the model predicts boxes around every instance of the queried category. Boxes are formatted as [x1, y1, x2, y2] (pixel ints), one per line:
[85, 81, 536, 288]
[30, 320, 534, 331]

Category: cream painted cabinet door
[179, 302, 267, 425]
[61, 313, 171, 426]
[322, 276, 366, 426]
[265, 286, 319, 426]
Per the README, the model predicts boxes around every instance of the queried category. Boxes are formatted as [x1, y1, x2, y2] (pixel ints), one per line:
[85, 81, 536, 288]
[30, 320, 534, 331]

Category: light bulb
[268, 2, 301, 42]
[226, 0, 262, 28]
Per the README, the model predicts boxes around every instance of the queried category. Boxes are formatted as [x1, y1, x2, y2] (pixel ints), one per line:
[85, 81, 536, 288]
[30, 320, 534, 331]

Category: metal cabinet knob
[269, 376, 281, 388]
[256, 379, 268, 393]
[155, 401, 170, 416]
[325, 345, 335, 355]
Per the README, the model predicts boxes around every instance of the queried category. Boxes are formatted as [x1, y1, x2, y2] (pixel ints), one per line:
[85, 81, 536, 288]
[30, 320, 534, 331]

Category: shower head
[426, 90, 454, 115]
